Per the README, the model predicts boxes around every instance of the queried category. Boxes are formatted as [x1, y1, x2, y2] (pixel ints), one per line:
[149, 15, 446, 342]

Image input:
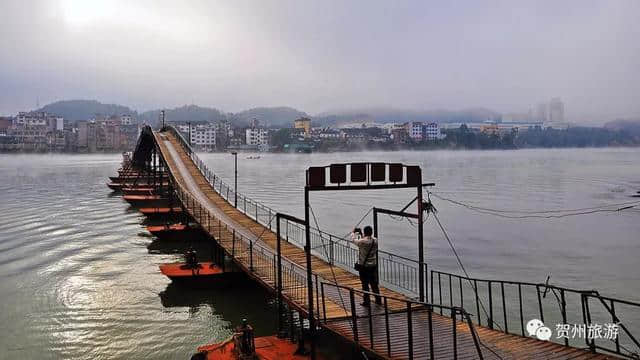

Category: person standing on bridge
[352, 226, 381, 306]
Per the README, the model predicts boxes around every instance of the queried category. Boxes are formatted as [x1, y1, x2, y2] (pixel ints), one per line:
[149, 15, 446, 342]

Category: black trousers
[358, 266, 381, 304]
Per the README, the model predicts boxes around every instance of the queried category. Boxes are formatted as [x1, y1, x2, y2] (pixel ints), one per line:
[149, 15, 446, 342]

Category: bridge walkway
[153, 130, 613, 360]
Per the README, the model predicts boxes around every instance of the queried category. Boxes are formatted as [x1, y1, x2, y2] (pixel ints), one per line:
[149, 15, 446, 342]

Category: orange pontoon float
[122, 187, 157, 196]
[146, 223, 188, 235]
[193, 321, 314, 360]
[123, 194, 167, 207]
[138, 207, 183, 215]
[159, 262, 224, 282]
[123, 194, 163, 201]
[112, 175, 168, 182]
[107, 182, 123, 190]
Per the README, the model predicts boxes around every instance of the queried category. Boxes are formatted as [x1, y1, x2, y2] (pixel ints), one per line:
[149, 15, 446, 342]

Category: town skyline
[2, 1, 640, 122]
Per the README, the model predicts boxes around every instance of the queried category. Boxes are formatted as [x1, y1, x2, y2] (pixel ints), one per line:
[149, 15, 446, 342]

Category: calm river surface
[1, 148, 639, 358]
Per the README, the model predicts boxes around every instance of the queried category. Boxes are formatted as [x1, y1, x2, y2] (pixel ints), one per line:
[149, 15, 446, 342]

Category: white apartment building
[15, 112, 49, 127]
[245, 128, 268, 145]
[191, 124, 216, 148]
[406, 122, 424, 140]
[120, 115, 133, 125]
[424, 123, 444, 140]
[176, 123, 216, 148]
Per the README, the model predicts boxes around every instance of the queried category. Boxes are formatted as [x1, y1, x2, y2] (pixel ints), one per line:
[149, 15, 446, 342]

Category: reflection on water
[0, 154, 276, 359]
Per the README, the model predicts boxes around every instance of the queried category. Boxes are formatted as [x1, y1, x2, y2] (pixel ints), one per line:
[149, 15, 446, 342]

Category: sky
[0, 0, 639, 122]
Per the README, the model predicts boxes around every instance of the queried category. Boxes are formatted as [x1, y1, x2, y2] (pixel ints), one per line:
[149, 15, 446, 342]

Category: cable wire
[430, 193, 639, 219]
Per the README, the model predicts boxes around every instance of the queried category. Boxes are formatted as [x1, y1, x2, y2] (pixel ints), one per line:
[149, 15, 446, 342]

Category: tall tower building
[535, 103, 548, 122]
[549, 98, 565, 122]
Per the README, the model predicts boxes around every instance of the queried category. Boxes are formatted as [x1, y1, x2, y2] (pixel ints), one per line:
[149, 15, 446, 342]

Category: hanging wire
[430, 192, 639, 219]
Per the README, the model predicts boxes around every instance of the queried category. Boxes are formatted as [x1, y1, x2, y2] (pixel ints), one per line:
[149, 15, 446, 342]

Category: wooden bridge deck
[152, 130, 615, 360]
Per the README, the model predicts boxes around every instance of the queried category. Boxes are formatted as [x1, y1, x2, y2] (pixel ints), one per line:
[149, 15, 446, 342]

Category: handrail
[321, 281, 485, 359]
[430, 268, 640, 358]
[157, 125, 640, 359]
[165, 125, 424, 295]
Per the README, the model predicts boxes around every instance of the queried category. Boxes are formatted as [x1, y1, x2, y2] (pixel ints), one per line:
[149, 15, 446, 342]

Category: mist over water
[0, 148, 639, 358]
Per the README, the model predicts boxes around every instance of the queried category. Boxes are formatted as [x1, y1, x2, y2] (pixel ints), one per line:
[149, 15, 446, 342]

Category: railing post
[232, 229, 236, 257]
[384, 297, 391, 357]
[367, 293, 374, 347]
[561, 289, 568, 347]
[320, 283, 327, 323]
[350, 289, 358, 345]
[488, 281, 494, 329]
[465, 311, 484, 360]
[452, 308, 458, 360]
[329, 235, 334, 265]
[610, 300, 621, 354]
[519, 284, 524, 336]
[584, 295, 596, 353]
[536, 285, 544, 323]
[249, 241, 254, 272]
[428, 306, 435, 359]
[501, 282, 508, 334]
[407, 302, 414, 360]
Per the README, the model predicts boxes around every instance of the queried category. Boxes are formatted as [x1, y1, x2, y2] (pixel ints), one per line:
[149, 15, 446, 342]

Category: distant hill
[231, 106, 309, 128]
[34, 99, 502, 129]
[32, 100, 308, 128]
[312, 107, 500, 127]
[139, 105, 227, 126]
[604, 118, 640, 136]
[38, 100, 137, 122]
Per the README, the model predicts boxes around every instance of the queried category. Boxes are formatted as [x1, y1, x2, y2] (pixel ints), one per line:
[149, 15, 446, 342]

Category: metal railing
[430, 269, 640, 358]
[320, 282, 485, 360]
[160, 126, 640, 359]
[166, 125, 424, 296]
[160, 149, 486, 359]
[171, 183, 328, 321]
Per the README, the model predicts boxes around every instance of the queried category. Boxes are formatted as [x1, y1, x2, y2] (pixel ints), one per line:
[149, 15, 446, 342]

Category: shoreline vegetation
[271, 125, 640, 153]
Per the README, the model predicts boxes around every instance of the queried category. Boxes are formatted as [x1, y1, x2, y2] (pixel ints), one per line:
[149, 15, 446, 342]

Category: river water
[1, 148, 639, 358]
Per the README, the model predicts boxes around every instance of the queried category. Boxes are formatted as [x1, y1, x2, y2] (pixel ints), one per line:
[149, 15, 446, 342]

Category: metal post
[417, 184, 425, 302]
[303, 187, 316, 359]
[276, 214, 283, 336]
[249, 241, 254, 272]
[232, 151, 238, 208]
[187, 121, 191, 146]
[373, 207, 379, 286]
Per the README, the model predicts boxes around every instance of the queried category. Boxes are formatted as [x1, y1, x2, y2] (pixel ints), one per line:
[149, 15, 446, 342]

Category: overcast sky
[1, 0, 639, 122]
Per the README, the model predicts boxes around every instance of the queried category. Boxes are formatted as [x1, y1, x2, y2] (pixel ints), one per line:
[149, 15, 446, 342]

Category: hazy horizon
[2, 0, 639, 123]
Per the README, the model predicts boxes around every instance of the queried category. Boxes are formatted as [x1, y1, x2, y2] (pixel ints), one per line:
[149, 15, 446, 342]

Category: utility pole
[231, 151, 238, 207]
[187, 121, 192, 146]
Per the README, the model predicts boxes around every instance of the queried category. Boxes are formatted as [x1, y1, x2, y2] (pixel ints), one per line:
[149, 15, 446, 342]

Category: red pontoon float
[123, 194, 167, 207]
[138, 207, 183, 215]
[193, 321, 314, 360]
[146, 223, 188, 235]
[159, 262, 224, 282]
[122, 187, 157, 196]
